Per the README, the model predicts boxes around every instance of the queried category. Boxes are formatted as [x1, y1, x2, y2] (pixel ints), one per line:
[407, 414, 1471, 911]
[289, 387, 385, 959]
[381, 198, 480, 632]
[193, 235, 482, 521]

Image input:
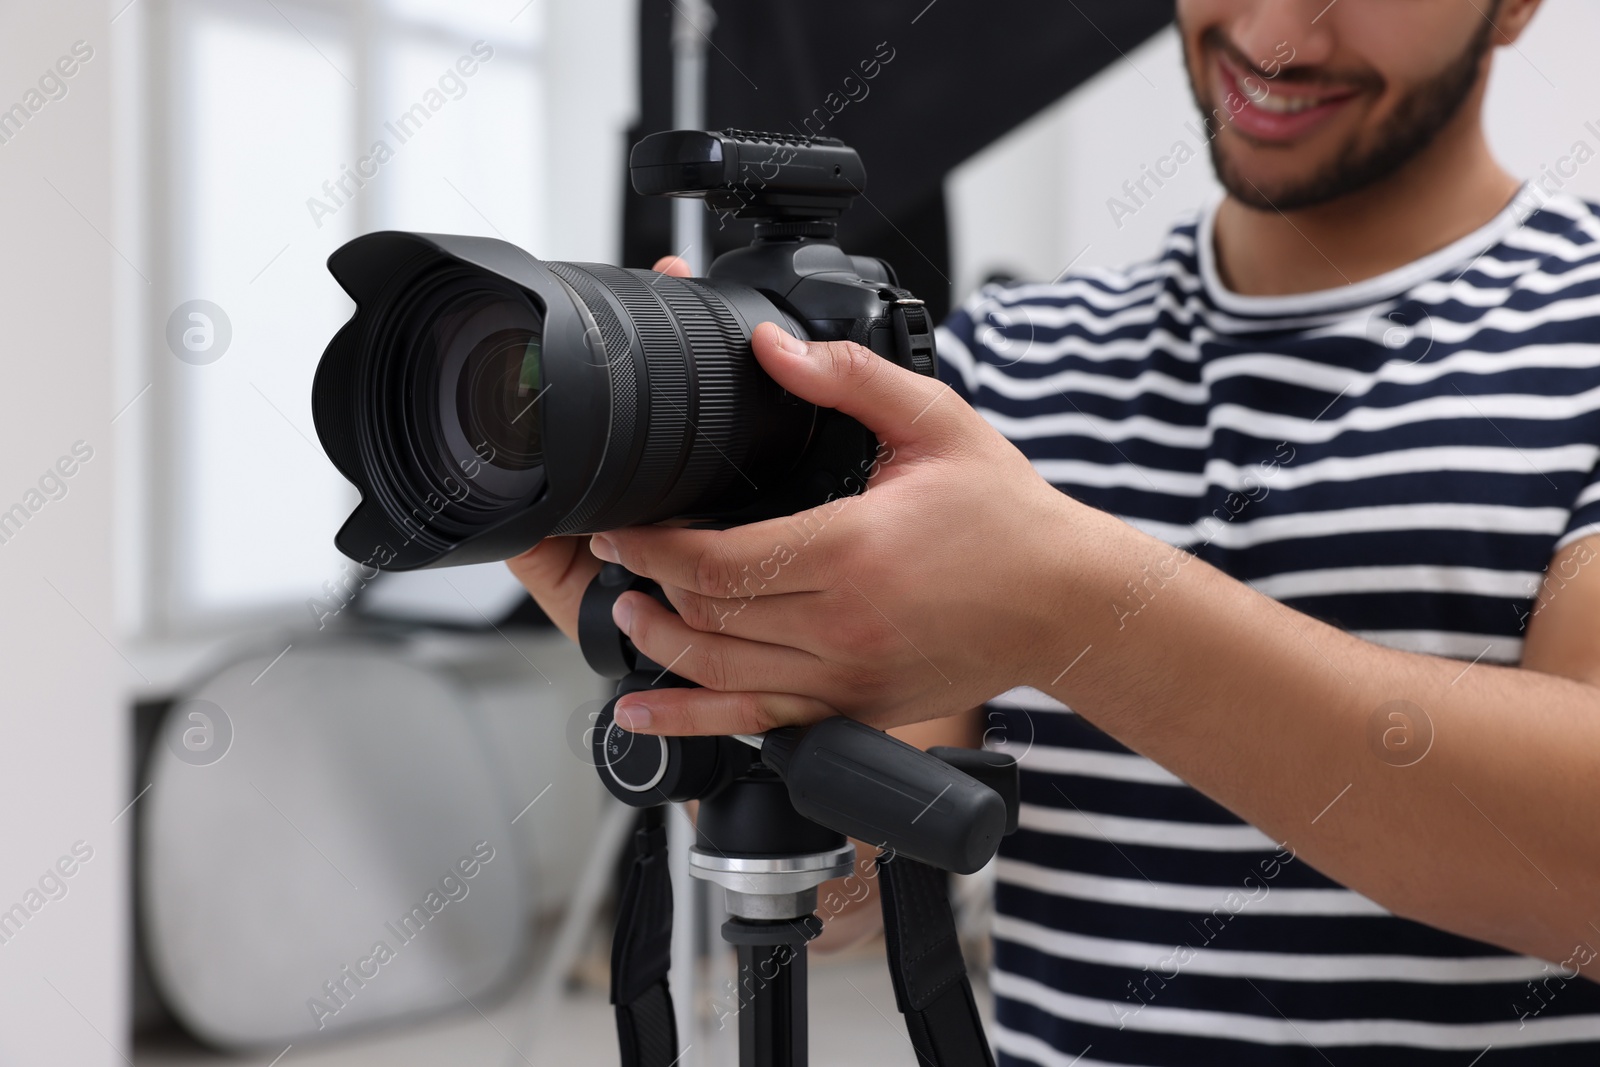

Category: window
[144, 0, 544, 631]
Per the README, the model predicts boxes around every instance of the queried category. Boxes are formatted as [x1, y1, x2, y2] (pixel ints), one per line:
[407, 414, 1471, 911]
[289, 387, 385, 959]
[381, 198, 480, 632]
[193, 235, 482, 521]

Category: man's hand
[575, 320, 1100, 737]
[504, 255, 694, 641]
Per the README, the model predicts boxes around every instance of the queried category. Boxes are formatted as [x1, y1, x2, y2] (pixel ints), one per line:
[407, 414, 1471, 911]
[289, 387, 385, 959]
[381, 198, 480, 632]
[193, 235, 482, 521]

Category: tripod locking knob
[591, 693, 745, 806]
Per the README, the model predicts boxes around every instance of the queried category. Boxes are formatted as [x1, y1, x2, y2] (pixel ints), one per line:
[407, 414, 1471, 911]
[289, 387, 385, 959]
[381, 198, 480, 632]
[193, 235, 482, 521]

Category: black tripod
[579, 563, 1019, 1067]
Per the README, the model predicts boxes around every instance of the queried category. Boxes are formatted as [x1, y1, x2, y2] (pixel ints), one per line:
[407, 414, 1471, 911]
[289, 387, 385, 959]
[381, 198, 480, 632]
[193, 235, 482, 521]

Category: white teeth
[1250, 92, 1324, 115]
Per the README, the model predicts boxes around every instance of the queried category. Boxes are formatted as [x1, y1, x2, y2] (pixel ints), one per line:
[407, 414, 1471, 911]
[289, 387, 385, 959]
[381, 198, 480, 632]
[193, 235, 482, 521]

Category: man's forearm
[1037, 522, 1600, 967]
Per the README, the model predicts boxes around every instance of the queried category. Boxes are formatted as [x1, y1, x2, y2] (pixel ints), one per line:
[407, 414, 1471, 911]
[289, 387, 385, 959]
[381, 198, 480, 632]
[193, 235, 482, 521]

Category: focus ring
[652, 276, 757, 517]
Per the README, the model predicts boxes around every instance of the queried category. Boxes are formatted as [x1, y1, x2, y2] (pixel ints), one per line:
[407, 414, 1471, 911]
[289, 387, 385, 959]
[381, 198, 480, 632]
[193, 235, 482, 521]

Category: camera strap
[878, 853, 997, 1067]
[849, 285, 938, 380]
[610, 807, 680, 1067]
[881, 285, 938, 379]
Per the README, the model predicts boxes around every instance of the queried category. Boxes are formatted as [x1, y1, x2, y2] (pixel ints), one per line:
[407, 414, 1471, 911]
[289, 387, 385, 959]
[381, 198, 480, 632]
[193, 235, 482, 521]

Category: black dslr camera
[312, 129, 937, 571]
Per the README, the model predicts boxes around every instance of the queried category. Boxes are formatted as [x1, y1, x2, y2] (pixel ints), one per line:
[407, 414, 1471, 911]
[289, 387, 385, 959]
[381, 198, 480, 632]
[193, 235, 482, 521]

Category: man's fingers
[614, 590, 817, 694]
[591, 516, 843, 598]
[612, 686, 834, 736]
[660, 584, 831, 646]
[652, 255, 693, 277]
[504, 536, 601, 643]
[749, 320, 964, 446]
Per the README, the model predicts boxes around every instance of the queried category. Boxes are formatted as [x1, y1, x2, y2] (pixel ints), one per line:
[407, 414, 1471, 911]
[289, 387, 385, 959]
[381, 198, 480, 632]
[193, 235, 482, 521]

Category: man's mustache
[1199, 25, 1384, 93]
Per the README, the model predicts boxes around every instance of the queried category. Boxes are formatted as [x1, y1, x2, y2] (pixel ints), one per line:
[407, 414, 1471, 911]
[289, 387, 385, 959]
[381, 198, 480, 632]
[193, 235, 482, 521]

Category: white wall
[0, 3, 127, 1065]
[948, 0, 1600, 303]
[1480, 0, 1600, 205]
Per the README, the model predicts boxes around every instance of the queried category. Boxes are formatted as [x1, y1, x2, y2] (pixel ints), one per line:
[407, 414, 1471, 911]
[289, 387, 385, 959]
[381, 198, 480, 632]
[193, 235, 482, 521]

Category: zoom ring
[650, 275, 763, 517]
[544, 262, 640, 535]
[577, 264, 697, 522]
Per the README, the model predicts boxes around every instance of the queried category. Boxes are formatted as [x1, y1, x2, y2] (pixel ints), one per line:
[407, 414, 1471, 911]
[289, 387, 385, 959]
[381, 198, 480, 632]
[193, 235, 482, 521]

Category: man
[512, 0, 1600, 1061]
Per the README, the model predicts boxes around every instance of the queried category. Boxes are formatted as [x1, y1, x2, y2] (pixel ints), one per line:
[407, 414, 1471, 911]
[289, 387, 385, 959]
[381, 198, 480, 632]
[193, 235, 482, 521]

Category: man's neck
[1211, 100, 1523, 298]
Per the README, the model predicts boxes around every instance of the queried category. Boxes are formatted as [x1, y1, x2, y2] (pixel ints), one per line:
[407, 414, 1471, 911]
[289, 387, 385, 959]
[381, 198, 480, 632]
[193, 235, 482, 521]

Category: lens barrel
[544, 260, 812, 531]
[313, 231, 816, 570]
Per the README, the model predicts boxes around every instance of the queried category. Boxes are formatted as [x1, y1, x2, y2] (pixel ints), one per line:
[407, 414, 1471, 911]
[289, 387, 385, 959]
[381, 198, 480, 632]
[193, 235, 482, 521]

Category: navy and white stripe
[938, 190, 1600, 1065]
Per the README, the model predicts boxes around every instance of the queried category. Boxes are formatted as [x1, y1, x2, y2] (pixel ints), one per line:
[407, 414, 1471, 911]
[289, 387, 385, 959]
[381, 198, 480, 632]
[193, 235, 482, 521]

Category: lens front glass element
[401, 279, 548, 512]
[457, 325, 544, 472]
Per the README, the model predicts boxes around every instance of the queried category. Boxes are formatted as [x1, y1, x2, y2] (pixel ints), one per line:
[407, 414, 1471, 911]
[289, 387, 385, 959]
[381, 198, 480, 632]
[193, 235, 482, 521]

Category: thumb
[750, 321, 961, 445]
[651, 255, 692, 277]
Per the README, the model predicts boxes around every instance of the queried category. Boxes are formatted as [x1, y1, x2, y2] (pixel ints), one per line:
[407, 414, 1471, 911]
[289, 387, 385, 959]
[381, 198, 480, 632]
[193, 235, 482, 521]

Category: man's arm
[1523, 537, 1600, 685]
[1027, 527, 1600, 971]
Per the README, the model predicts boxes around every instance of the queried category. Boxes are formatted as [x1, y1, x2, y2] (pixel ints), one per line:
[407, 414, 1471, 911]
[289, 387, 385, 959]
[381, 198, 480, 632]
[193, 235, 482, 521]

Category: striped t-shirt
[936, 190, 1600, 1066]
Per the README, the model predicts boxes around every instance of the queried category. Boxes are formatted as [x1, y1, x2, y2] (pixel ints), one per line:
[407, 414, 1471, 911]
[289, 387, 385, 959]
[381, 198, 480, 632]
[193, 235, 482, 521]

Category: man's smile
[1213, 48, 1364, 144]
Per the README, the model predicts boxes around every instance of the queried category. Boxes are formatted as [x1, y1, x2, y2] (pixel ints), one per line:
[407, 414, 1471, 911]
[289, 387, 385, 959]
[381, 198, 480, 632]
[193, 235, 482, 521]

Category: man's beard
[1187, 17, 1498, 212]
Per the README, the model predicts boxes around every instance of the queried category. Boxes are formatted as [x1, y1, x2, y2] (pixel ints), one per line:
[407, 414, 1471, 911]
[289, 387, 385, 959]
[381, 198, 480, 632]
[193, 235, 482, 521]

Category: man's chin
[1217, 170, 1318, 212]
[1211, 142, 1363, 213]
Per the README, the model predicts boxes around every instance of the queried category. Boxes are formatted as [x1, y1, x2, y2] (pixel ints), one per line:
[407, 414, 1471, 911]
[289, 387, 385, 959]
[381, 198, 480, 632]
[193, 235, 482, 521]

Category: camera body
[312, 130, 937, 571]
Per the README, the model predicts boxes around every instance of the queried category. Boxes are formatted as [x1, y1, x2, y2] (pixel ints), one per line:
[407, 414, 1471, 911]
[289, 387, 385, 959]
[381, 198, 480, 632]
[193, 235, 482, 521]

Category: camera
[311, 132, 1014, 1067]
[311, 129, 939, 571]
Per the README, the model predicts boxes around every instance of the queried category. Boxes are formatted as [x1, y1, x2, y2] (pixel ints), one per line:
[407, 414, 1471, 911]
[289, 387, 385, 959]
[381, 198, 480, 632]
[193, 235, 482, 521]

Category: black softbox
[623, 0, 1174, 322]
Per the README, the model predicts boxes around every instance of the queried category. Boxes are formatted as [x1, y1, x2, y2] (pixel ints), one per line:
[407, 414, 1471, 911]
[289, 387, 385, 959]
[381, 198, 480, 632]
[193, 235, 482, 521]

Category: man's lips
[1213, 52, 1360, 144]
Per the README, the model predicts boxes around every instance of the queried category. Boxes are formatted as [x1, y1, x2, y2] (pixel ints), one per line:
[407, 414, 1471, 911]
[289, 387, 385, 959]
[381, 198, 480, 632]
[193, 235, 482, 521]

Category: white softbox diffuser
[140, 642, 528, 1048]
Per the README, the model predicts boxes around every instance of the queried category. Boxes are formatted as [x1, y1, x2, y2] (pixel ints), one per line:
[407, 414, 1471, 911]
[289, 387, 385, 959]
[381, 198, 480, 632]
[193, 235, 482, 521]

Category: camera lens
[314, 231, 834, 570]
[376, 272, 550, 524]
[416, 283, 546, 491]
[456, 325, 543, 473]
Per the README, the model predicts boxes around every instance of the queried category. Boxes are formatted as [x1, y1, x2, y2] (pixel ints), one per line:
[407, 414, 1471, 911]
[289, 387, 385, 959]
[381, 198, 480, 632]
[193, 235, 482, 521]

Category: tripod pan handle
[759, 718, 1007, 875]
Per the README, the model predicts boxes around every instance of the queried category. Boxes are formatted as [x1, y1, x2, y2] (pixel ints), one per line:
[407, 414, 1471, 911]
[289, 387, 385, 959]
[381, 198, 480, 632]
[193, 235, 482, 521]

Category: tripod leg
[723, 917, 821, 1067]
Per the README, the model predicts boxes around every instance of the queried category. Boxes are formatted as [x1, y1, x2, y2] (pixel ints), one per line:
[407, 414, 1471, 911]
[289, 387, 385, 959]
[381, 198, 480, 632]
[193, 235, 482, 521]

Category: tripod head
[577, 562, 1017, 1067]
[579, 563, 1017, 874]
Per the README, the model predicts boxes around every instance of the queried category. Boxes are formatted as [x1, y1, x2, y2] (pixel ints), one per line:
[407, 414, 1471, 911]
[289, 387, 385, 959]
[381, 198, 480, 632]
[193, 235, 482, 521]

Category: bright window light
[159, 0, 547, 628]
